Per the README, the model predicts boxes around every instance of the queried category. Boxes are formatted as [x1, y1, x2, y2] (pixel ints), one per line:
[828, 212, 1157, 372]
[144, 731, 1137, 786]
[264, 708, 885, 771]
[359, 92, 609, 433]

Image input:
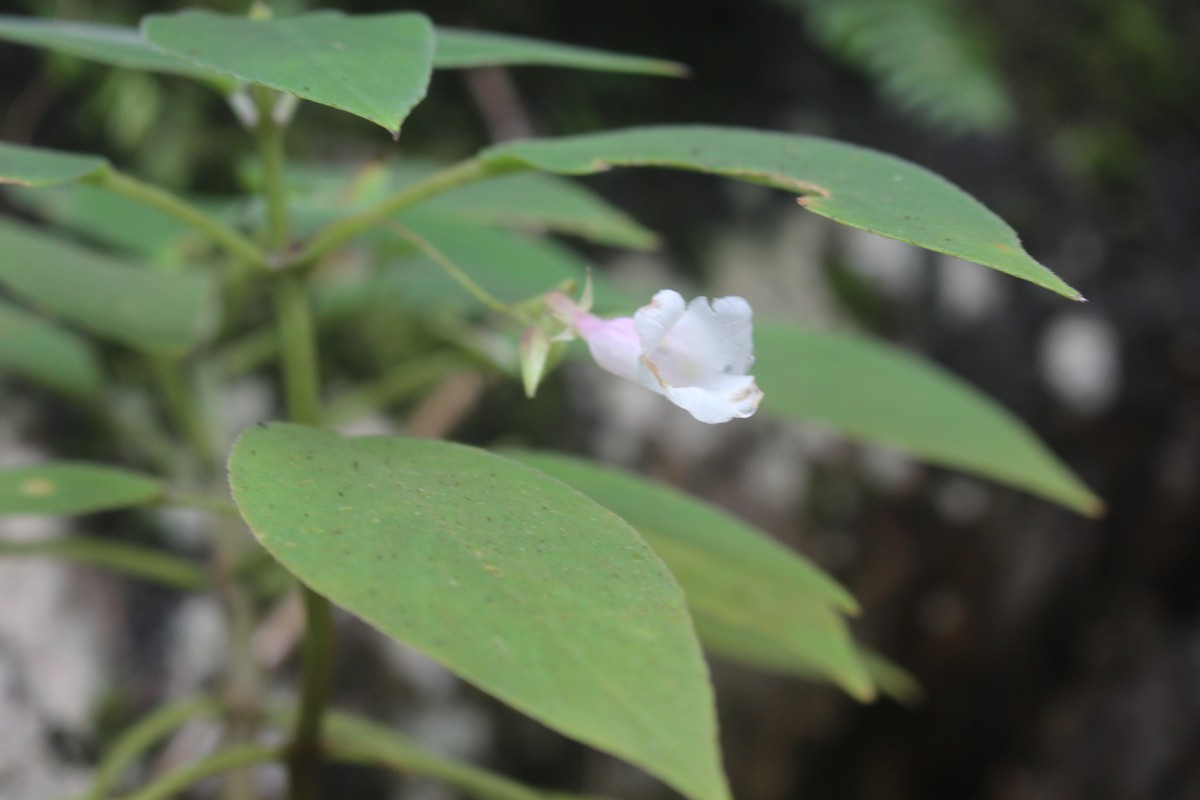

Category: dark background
[2, 1, 1199, 799]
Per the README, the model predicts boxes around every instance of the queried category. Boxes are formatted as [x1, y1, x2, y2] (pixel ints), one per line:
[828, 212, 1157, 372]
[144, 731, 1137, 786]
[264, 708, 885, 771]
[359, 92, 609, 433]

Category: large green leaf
[142, 10, 435, 135]
[755, 321, 1101, 515]
[416, 171, 659, 250]
[0, 463, 163, 515]
[0, 299, 102, 397]
[433, 27, 686, 77]
[482, 126, 1082, 299]
[0, 15, 683, 81]
[0, 216, 217, 354]
[0, 141, 108, 187]
[228, 424, 729, 800]
[507, 451, 873, 700]
[0, 16, 227, 83]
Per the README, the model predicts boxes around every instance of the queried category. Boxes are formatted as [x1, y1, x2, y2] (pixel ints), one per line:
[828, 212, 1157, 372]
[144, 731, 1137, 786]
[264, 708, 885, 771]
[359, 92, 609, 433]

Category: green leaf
[0, 16, 683, 82]
[0, 216, 217, 354]
[433, 27, 686, 77]
[506, 451, 873, 700]
[0, 463, 163, 515]
[754, 322, 1101, 515]
[0, 299, 103, 397]
[691, 610, 922, 704]
[858, 648, 922, 704]
[350, 210, 631, 314]
[7, 182, 195, 259]
[142, 10, 435, 135]
[0, 140, 108, 187]
[0, 16, 227, 83]
[482, 126, 1082, 299]
[416, 171, 660, 250]
[228, 424, 729, 800]
[246, 159, 658, 250]
[0, 535, 207, 589]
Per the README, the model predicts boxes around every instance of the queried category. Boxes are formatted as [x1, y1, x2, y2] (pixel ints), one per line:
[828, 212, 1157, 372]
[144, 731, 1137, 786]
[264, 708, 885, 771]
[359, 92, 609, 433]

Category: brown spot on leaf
[20, 478, 55, 498]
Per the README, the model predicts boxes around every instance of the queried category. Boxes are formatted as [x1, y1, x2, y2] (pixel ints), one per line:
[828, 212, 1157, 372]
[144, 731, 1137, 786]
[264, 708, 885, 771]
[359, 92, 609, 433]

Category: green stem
[89, 170, 266, 267]
[291, 157, 513, 270]
[104, 401, 188, 480]
[321, 711, 548, 800]
[114, 744, 283, 800]
[214, 328, 281, 377]
[273, 274, 322, 426]
[82, 696, 222, 800]
[213, 512, 266, 800]
[254, 86, 291, 256]
[253, 86, 336, 800]
[0, 537, 208, 591]
[385, 220, 513, 316]
[288, 587, 335, 800]
[162, 490, 241, 517]
[148, 357, 215, 469]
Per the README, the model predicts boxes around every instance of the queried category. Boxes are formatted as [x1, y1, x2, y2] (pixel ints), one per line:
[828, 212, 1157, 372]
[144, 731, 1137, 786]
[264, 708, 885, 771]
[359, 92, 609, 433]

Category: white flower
[553, 289, 764, 424]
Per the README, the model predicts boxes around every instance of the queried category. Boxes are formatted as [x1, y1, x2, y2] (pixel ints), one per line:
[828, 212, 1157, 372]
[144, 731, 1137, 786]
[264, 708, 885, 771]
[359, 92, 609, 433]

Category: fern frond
[782, 0, 1015, 135]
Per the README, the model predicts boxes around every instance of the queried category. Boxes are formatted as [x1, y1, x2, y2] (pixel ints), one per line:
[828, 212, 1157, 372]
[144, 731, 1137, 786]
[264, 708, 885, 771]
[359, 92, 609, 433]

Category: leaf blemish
[20, 477, 55, 498]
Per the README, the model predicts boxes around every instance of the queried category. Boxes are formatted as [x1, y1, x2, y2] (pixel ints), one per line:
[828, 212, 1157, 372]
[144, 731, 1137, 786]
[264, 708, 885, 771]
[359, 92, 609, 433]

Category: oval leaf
[0, 140, 108, 187]
[433, 27, 686, 77]
[755, 322, 1101, 515]
[482, 126, 1082, 299]
[417, 171, 659, 250]
[0, 463, 163, 515]
[8, 182, 195, 259]
[142, 10, 435, 136]
[0, 217, 217, 354]
[228, 424, 730, 800]
[0, 299, 103, 397]
[506, 450, 873, 700]
[0, 16, 226, 83]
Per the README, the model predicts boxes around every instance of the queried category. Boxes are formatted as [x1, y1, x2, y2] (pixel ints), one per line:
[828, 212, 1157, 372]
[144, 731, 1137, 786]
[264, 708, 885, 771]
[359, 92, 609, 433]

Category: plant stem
[321, 710, 548, 800]
[385, 220, 514, 316]
[255, 85, 291, 257]
[90, 169, 266, 267]
[148, 356, 215, 469]
[254, 85, 336, 800]
[291, 157, 515, 270]
[115, 744, 283, 800]
[0, 537, 208, 591]
[83, 696, 223, 800]
[162, 490, 241, 517]
[213, 511, 267, 800]
[273, 274, 322, 426]
[287, 586, 335, 800]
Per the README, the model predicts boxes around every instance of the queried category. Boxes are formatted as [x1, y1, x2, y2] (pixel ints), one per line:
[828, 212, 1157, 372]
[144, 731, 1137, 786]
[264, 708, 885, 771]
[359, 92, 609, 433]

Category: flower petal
[634, 290, 686, 353]
[664, 374, 763, 424]
[575, 315, 662, 394]
[665, 295, 755, 374]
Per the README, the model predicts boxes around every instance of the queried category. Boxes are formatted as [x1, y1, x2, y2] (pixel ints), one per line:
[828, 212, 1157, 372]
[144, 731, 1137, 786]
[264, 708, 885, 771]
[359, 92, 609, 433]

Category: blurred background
[1, 0, 1199, 799]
